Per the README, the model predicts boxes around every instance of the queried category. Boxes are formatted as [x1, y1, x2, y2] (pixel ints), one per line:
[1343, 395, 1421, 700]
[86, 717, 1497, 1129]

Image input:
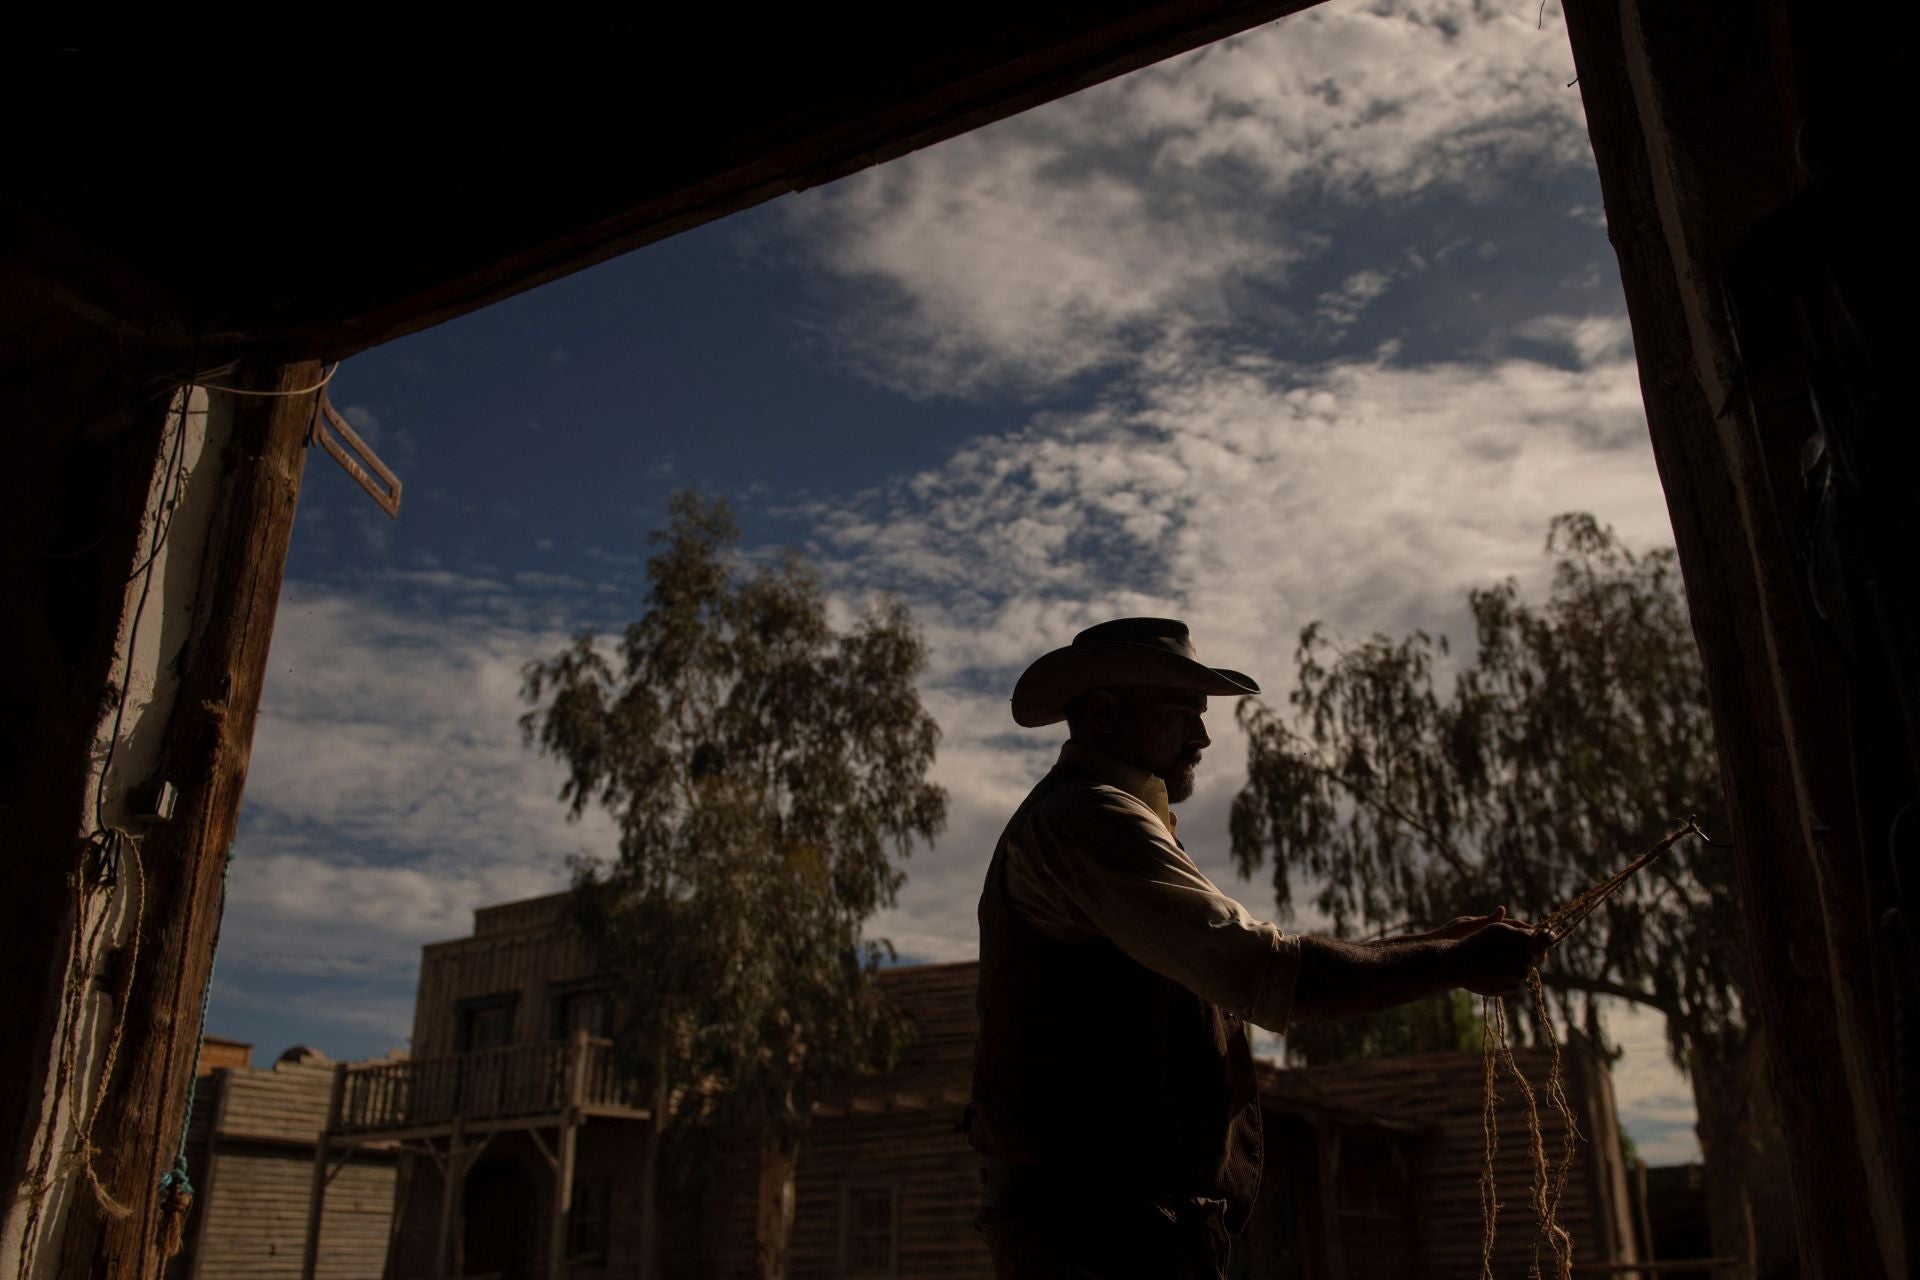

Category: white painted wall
[3, 387, 241, 1280]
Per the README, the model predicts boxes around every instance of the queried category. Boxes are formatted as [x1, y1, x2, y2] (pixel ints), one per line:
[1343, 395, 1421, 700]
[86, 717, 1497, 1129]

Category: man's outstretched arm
[1289, 913, 1547, 1023]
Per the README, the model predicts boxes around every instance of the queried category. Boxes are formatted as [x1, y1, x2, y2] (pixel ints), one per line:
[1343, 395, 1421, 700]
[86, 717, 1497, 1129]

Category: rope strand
[1479, 819, 1704, 1279]
[188, 362, 338, 398]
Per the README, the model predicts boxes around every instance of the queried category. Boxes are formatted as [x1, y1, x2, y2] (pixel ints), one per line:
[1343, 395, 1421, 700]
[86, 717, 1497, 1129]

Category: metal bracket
[311, 389, 403, 518]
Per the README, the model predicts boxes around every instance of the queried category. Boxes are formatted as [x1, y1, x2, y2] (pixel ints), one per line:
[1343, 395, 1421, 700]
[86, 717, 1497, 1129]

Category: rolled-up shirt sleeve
[1007, 784, 1301, 1033]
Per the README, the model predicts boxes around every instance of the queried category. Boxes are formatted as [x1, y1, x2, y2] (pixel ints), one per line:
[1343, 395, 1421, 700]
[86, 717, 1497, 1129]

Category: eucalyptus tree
[1231, 514, 1769, 1277]
[521, 492, 946, 1280]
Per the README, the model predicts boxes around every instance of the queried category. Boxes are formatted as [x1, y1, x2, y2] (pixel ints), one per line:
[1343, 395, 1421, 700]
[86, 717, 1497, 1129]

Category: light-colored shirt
[1002, 741, 1301, 1033]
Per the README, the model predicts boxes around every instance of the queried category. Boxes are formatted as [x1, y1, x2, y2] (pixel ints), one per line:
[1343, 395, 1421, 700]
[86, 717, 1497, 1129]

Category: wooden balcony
[307, 1033, 649, 1280]
[330, 1034, 645, 1141]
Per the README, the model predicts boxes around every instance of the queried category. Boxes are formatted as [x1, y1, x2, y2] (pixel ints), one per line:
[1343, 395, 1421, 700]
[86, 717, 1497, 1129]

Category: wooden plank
[194, 1152, 394, 1280]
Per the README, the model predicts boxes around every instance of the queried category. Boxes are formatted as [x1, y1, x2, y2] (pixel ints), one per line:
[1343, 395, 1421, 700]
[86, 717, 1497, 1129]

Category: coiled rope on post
[1479, 819, 1707, 1280]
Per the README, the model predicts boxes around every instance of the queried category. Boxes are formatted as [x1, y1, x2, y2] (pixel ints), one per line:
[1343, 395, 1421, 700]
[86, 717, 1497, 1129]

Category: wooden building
[315, 895, 650, 1280]
[319, 892, 1637, 1279]
[169, 1046, 398, 1280]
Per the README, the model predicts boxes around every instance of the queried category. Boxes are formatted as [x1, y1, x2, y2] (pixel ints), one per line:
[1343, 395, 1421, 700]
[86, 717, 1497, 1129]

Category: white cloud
[1517, 312, 1635, 366]
[226, 587, 615, 1013]
[788, 132, 1288, 396]
[1315, 268, 1397, 333]
[812, 344, 1663, 675]
[789, 0, 1589, 394]
[1129, 0, 1587, 197]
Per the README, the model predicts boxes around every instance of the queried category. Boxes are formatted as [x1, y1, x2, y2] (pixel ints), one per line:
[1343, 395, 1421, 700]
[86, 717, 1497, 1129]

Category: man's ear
[1083, 688, 1124, 734]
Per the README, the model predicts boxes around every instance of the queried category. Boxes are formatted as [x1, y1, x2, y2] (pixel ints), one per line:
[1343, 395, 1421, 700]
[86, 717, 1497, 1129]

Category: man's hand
[1445, 913, 1551, 997]
[1415, 905, 1515, 942]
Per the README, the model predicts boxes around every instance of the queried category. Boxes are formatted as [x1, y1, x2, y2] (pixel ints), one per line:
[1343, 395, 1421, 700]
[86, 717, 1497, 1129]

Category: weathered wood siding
[789, 1109, 985, 1280]
[1293, 1042, 1635, 1279]
[197, 1037, 253, 1075]
[411, 893, 595, 1058]
[194, 1155, 393, 1280]
[172, 1056, 396, 1280]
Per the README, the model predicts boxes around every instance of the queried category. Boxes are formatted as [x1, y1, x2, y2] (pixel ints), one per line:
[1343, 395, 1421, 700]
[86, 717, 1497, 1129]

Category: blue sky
[215, 0, 1700, 1162]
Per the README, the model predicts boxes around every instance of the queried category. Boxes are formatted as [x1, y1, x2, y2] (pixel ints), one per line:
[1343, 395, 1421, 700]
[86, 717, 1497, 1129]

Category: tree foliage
[1231, 513, 1749, 1064]
[520, 491, 948, 1153]
[1285, 990, 1484, 1066]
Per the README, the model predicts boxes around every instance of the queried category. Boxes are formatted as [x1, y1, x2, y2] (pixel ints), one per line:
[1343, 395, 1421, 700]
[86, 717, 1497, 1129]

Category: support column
[548, 1029, 588, 1280]
[637, 1065, 666, 1280]
[433, 1120, 465, 1280]
[548, 1120, 577, 1280]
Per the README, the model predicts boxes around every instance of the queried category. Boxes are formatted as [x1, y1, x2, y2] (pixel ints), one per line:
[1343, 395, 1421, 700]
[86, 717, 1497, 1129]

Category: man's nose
[1189, 718, 1211, 750]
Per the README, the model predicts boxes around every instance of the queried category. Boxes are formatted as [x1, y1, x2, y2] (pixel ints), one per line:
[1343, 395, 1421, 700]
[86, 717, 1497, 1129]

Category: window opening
[552, 983, 611, 1040]
[456, 993, 519, 1051]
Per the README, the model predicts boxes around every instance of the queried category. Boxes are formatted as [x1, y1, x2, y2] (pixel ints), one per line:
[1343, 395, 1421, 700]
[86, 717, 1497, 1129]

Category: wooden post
[1317, 1129, 1345, 1280]
[37, 364, 319, 1280]
[434, 1120, 464, 1280]
[547, 1029, 588, 1280]
[383, 1148, 415, 1280]
[1635, 1160, 1657, 1278]
[300, 1064, 347, 1280]
[1563, 3, 1911, 1276]
[548, 1120, 578, 1280]
[637, 1070, 666, 1280]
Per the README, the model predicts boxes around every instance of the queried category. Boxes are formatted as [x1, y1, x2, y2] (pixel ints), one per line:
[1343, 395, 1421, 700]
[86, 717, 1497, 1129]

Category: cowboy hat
[1010, 617, 1260, 728]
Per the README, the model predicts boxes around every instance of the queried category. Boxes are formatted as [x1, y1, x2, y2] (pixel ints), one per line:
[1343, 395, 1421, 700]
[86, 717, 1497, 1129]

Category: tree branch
[1294, 750, 1478, 883]
[1539, 969, 1681, 1019]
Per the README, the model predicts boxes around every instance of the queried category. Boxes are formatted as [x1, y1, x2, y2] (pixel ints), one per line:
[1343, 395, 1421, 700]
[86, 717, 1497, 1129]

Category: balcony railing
[333, 1034, 639, 1135]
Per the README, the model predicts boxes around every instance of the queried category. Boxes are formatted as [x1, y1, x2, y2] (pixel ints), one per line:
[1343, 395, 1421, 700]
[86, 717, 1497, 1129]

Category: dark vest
[967, 762, 1264, 1230]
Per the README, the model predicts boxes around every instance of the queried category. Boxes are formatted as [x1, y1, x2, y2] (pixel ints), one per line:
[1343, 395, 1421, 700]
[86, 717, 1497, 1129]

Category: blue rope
[161, 844, 234, 1200]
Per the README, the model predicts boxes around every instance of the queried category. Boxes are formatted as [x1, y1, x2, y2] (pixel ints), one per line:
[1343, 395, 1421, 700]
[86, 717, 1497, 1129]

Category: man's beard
[1164, 751, 1201, 803]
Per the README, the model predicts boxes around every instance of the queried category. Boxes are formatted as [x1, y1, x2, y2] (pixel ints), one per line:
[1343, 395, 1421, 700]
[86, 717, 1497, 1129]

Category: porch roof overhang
[8, 1, 1314, 369]
[1258, 1066, 1437, 1139]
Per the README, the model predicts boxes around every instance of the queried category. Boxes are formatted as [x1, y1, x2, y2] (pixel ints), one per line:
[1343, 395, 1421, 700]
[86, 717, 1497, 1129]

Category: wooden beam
[433, 1118, 463, 1280]
[382, 1150, 416, 1280]
[47, 364, 317, 1280]
[1573, 1263, 1739, 1277]
[637, 1075, 665, 1280]
[548, 1117, 578, 1280]
[299, 1138, 329, 1280]
[8, 2, 1321, 364]
[1563, 0, 1912, 1275]
[1317, 1128, 1345, 1280]
[300, 1065, 347, 1280]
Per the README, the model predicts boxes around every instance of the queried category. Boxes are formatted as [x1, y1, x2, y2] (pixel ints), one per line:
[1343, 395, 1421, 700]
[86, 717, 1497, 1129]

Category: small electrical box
[135, 779, 179, 822]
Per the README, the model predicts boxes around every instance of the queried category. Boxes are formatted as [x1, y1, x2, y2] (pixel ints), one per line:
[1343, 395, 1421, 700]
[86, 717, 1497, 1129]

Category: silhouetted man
[967, 618, 1545, 1279]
